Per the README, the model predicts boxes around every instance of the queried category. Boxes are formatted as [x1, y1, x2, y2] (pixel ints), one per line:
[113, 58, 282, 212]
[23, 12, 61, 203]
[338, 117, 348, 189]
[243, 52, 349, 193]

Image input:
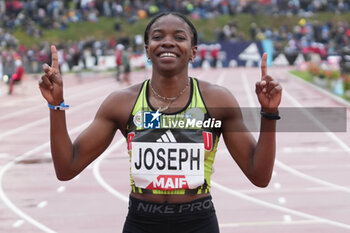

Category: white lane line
[282, 146, 333, 153]
[0, 153, 9, 158]
[0, 143, 56, 232]
[240, 70, 261, 131]
[92, 138, 129, 203]
[275, 160, 350, 193]
[273, 182, 281, 189]
[0, 96, 104, 141]
[220, 219, 319, 228]
[305, 186, 350, 191]
[37, 201, 48, 209]
[0, 120, 91, 233]
[240, 70, 259, 108]
[12, 219, 25, 228]
[0, 119, 48, 141]
[228, 69, 350, 229]
[216, 69, 226, 85]
[43, 153, 51, 158]
[277, 197, 286, 205]
[0, 105, 43, 122]
[212, 181, 350, 230]
[231, 185, 350, 194]
[272, 170, 277, 177]
[283, 214, 292, 222]
[56, 186, 66, 193]
[0, 75, 112, 121]
[0, 73, 142, 231]
[241, 69, 350, 194]
[282, 89, 350, 154]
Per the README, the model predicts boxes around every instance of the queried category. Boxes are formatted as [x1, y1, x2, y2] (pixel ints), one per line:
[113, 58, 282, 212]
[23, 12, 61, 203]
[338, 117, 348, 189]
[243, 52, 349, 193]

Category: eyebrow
[174, 30, 187, 34]
[150, 29, 187, 34]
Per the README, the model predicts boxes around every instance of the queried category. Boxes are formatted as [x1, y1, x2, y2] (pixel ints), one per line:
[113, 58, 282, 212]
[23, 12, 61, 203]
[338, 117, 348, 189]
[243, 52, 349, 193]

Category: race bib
[131, 142, 205, 190]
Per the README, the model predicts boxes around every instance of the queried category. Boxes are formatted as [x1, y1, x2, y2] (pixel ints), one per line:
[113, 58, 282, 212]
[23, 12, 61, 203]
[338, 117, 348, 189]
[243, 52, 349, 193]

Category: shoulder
[96, 82, 144, 130]
[105, 82, 143, 105]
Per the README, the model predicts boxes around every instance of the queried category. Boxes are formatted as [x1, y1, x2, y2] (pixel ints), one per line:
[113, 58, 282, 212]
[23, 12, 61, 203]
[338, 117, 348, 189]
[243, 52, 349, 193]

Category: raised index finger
[51, 45, 59, 72]
[261, 53, 267, 80]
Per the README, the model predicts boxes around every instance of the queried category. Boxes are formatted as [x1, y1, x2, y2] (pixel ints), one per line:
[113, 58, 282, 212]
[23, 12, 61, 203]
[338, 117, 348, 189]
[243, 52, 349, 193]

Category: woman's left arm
[251, 53, 282, 186]
[213, 53, 282, 187]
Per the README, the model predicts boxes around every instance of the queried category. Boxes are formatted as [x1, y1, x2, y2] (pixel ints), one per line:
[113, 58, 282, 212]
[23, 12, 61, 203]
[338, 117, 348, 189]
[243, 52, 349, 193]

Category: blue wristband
[48, 101, 70, 110]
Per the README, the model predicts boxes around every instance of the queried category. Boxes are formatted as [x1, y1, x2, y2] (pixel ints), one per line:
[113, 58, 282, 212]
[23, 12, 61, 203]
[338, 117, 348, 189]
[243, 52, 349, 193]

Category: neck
[151, 73, 189, 98]
[152, 64, 189, 81]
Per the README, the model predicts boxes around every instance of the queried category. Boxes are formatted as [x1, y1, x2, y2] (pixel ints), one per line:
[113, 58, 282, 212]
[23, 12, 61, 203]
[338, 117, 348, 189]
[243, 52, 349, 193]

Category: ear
[190, 45, 198, 61]
[145, 45, 150, 58]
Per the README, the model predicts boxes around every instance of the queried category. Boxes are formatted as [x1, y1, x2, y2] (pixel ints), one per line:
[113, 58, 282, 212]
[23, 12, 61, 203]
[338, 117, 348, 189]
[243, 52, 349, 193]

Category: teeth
[160, 53, 176, 58]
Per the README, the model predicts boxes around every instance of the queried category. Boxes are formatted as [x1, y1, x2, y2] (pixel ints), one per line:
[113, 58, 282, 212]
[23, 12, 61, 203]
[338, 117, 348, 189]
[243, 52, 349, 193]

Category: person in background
[121, 46, 131, 85]
[198, 44, 207, 68]
[8, 58, 24, 94]
[115, 43, 124, 82]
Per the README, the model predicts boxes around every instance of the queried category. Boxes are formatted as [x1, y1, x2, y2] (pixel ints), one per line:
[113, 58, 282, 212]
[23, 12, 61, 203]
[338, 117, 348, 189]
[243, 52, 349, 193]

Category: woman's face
[145, 14, 197, 75]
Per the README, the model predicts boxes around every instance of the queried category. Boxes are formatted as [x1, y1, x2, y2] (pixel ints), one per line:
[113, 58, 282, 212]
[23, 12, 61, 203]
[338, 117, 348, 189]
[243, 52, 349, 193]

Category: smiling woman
[144, 12, 197, 81]
[38, 11, 282, 233]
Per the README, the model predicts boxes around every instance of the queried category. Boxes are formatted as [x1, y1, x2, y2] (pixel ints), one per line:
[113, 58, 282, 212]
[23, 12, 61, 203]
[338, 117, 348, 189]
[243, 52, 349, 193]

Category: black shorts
[122, 195, 220, 233]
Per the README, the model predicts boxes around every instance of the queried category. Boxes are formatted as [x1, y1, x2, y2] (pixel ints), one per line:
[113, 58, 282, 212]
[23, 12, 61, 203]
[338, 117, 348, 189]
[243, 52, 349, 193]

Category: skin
[39, 14, 282, 203]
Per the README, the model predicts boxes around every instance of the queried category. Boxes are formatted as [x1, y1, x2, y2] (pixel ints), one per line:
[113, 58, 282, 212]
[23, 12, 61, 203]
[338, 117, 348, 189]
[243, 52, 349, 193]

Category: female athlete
[39, 12, 282, 233]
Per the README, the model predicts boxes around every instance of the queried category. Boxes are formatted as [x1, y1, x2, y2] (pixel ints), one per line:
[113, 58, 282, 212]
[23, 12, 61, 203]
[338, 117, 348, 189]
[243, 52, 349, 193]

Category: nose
[161, 36, 175, 47]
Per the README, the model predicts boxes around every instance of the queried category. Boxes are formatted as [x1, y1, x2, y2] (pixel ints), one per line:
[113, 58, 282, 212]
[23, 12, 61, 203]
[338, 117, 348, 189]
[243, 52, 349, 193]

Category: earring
[147, 57, 152, 63]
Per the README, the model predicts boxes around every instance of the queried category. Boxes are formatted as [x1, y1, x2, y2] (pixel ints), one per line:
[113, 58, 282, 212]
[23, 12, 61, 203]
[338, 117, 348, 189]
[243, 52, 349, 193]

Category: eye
[175, 35, 186, 40]
[152, 34, 162, 40]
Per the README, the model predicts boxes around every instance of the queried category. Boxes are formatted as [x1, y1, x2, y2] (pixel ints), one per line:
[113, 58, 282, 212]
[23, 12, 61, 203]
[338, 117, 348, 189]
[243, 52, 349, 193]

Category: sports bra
[126, 78, 221, 194]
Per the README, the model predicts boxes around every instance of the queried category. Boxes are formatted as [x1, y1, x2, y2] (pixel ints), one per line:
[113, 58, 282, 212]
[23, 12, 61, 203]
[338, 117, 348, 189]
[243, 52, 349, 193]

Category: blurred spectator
[8, 58, 24, 94]
[210, 44, 220, 68]
[2, 0, 350, 75]
[122, 46, 131, 85]
[250, 22, 257, 41]
[340, 45, 350, 76]
[198, 44, 207, 68]
[1, 49, 16, 80]
[133, 34, 144, 55]
[115, 43, 123, 81]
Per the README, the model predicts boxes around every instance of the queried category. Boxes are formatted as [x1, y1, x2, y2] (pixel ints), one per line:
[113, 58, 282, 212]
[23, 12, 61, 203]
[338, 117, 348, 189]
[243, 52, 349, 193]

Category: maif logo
[143, 110, 161, 129]
[146, 175, 189, 190]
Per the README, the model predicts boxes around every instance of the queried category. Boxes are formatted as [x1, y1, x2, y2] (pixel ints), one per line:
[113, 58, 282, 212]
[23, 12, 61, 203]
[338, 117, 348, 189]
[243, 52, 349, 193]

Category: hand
[38, 45, 64, 105]
[255, 53, 282, 112]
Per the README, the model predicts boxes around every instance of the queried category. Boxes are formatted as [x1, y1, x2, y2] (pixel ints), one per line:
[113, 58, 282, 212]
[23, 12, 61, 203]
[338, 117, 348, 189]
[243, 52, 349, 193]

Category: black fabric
[122, 196, 220, 233]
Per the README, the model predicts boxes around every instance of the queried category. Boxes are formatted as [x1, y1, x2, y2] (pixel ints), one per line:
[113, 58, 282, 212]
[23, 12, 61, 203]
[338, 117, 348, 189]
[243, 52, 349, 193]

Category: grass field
[13, 12, 350, 47]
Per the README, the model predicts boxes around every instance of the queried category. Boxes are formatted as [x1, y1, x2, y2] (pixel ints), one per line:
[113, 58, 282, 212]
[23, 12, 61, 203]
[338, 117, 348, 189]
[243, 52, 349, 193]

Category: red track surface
[0, 67, 349, 233]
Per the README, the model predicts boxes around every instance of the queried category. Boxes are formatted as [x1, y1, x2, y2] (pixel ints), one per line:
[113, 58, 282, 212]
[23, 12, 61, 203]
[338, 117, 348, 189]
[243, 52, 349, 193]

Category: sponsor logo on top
[133, 108, 221, 129]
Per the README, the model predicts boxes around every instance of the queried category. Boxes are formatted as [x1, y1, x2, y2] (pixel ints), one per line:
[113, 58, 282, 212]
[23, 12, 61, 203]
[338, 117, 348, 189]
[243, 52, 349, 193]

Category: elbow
[55, 168, 77, 181]
[253, 180, 270, 188]
[56, 174, 74, 181]
[249, 174, 272, 188]
[56, 173, 75, 181]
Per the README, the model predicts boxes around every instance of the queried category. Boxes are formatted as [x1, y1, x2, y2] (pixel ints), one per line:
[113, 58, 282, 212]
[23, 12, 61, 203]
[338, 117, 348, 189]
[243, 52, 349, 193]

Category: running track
[0, 66, 349, 233]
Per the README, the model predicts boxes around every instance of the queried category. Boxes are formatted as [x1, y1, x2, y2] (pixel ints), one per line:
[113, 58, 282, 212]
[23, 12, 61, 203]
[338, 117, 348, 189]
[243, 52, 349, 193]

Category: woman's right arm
[48, 97, 118, 181]
[39, 45, 119, 180]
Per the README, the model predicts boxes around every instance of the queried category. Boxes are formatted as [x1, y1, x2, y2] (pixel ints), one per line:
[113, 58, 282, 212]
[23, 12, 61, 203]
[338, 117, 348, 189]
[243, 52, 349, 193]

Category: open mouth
[159, 52, 178, 58]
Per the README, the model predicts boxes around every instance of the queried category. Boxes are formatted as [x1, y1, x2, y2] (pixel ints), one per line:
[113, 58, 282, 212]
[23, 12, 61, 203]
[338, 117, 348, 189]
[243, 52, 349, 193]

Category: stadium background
[1, 1, 350, 233]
